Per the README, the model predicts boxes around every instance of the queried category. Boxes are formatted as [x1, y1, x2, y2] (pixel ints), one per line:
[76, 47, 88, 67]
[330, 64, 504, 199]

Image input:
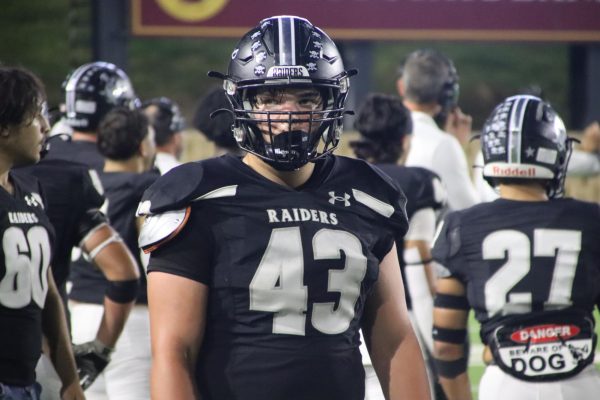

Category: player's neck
[403, 100, 441, 117]
[156, 140, 179, 157]
[498, 183, 548, 201]
[104, 157, 146, 174]
[0, 169, 13, 195]
[72, 131, 97, 142]
[243, 153, 315, 189]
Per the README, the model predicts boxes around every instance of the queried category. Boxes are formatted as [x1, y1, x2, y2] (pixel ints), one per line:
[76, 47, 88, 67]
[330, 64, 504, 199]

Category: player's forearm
[439, 373, 472, 400]
[386, 330, 431, 400]
[95, 297, 135, 348]
[152, 353, 199, 400]
[42, 272, 80, 390]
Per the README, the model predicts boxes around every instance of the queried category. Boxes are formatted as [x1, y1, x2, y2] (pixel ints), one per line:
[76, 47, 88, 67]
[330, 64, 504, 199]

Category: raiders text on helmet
[63, 61, 140, 133]
[481, 95, 573, 198]
[209, 15, 356, 171]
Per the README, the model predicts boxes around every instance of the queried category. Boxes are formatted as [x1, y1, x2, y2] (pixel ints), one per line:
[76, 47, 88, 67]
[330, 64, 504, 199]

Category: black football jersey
[19, 158, 107, 290]
[0, 171, 55, 385]
[69, 171, 159, 304]
[43, 135, 105, 171]
[375, 165, 443, 220]
[375, 164, 444, 309]
[143, 154, 408, 400]
[432, 198, 600, 343]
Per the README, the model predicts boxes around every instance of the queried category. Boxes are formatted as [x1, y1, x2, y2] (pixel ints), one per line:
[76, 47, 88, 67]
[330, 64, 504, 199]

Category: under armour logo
[328, 191, 351, 206]
[24, 193, 44, 209]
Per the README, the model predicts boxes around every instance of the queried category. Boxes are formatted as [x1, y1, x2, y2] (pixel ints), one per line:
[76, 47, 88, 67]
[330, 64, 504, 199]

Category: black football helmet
[209, 15, 356, 170]
[481, 95, 573, 198]
[63, 61, 140, 132]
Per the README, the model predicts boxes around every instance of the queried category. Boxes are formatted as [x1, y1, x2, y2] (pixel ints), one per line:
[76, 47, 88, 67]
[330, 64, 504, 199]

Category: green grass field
[466, 310, 600, 398]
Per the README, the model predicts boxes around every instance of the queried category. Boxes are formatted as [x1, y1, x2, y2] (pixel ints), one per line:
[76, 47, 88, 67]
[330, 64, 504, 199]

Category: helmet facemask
[228, 83, 347, 170]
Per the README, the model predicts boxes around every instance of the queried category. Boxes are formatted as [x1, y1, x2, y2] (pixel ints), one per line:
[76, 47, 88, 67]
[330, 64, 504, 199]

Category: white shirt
[567, 150, 600, 177]
[405, 111, 480, 211]
[154, 152, 181, 175]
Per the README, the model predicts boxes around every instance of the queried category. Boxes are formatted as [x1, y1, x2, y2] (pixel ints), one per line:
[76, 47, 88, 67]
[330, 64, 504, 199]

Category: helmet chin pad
[263, 130, 312, 170]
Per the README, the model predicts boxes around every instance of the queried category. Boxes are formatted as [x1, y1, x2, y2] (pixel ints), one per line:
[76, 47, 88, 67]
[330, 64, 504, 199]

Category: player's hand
[444, 107, 472, 147]
[73, 340, 113, 390]
[60, 381, 86, 400]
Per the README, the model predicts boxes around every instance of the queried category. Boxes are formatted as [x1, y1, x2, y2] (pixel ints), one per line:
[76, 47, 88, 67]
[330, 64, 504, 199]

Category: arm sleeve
[432, 136, 480, 211]
[147, 210, 213, 285]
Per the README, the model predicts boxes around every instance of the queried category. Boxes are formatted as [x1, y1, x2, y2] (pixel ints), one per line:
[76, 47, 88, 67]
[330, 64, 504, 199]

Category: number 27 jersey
[432, 198, 600, 340]
[140, 154, 408, 400]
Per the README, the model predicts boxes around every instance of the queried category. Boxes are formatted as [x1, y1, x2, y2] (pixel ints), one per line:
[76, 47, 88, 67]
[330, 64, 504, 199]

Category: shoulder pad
[411, 167, 447, 210]
[139, 207, 189, 252]
[136, 158, 236, 216]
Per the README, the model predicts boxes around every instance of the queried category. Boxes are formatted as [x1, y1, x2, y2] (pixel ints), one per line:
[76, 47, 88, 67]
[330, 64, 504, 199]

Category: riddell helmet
[481, 95, 573, 198]
[209, 15, 356, 170]
[63, 61, 140, 132]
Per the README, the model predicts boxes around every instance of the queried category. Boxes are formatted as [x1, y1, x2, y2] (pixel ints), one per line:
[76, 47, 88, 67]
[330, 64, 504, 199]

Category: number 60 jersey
[138, 154, 408, 400]
[0, 171, 54, 386]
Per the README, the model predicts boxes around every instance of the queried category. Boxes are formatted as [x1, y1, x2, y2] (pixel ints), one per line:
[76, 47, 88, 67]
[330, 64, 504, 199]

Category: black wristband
[433, 326, 468, 344]
[434, 293, 469, 310]
[105, 279, 139, 303]
[434, 356, 468, 378]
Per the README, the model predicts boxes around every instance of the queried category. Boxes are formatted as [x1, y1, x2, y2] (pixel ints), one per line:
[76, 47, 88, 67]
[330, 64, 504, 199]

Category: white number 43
[250, 227, 367, 336]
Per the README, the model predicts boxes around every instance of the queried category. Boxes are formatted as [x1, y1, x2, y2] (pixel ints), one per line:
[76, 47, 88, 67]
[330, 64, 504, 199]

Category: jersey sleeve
[431, 211, 465, 280]
[76, 169, 108, 242]
[411, 168, 447, 212]
[146, 208, 213, 285]
[367, 164, 409, 260]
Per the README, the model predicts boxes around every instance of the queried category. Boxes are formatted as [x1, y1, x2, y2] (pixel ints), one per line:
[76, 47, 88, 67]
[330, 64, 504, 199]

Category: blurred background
[1, 0, 599, 200]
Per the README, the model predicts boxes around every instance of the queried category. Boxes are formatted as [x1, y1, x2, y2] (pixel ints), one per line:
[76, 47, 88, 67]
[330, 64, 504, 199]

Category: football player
[352, 93, 446, 399]
[142, 97, 185, 175]
[139, 15, 431, 400]
[23, 61, 142, 397]
[0, 66, 84, 400]
[432, 95, 600, 400]
[68, 107, 158, 400]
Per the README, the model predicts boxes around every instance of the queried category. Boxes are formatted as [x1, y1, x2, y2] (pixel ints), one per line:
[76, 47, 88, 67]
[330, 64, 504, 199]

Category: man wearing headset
[397, 49, 479, 212]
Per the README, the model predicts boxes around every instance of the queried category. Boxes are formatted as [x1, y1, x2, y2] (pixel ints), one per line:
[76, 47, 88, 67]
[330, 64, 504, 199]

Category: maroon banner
[131, 0, 600, 41]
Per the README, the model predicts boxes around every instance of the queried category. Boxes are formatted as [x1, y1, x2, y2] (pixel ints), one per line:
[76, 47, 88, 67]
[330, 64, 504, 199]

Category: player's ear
[396, 78, 405, 97]
[139, 125, 156, 159]
[0, 126, 13, 138]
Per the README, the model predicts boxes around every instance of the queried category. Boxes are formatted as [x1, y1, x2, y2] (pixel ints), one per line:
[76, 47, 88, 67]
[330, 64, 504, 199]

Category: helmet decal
[481, 95, 573, 198]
